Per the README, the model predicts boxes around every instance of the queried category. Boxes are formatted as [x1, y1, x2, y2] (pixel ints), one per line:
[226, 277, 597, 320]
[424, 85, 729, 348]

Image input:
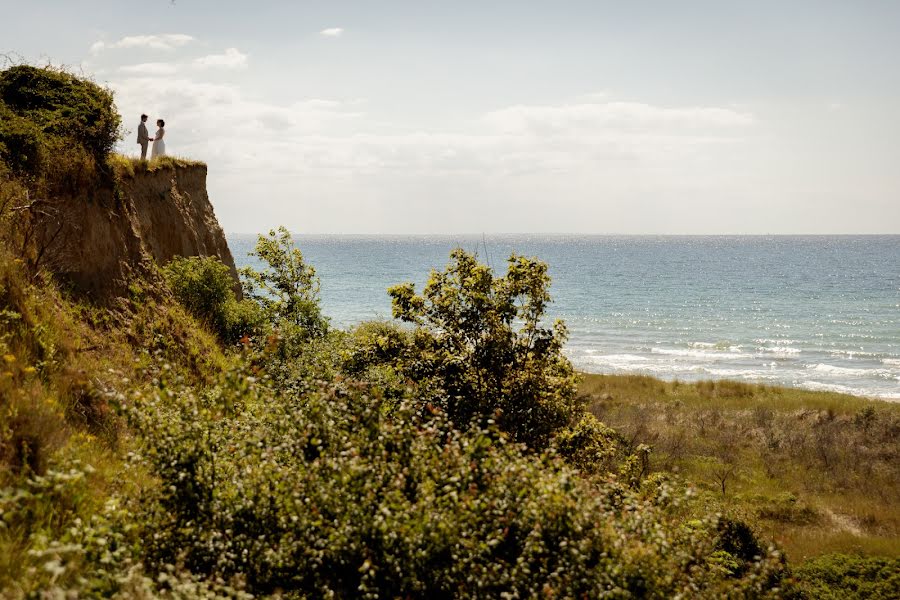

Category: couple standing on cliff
[137, 114, 166, 160]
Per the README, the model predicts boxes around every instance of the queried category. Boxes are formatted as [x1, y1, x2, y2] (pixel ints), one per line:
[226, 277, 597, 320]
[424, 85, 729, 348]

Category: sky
[2, 0, 900, 234]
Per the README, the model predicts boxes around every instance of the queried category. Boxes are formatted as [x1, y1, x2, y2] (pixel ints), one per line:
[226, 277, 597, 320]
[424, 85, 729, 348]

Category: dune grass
[579, 373, 900, 562]
[107, 153, 206, 178]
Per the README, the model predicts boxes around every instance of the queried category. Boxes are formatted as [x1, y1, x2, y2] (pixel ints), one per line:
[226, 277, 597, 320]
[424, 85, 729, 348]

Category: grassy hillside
[580, 374, 900, 560]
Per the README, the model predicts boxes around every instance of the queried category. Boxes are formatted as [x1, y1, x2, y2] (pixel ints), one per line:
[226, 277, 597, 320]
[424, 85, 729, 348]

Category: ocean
[227, 235, 900, 401]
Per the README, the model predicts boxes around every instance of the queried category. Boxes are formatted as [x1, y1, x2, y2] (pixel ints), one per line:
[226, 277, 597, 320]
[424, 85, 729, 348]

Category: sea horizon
[228, 233, 900, 401]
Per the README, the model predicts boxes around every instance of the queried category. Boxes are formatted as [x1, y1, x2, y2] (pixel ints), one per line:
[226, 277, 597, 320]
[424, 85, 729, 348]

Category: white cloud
[117, 48, 249, 76]
[484, 101, 754, 136]
[90, 33, 195, 54]
[118, 62, 179, 75]
[112, 72, 755, 179]
[320, 28, 344, 37]
[108, 64, 764, 232]
[192, 48, 249, 70]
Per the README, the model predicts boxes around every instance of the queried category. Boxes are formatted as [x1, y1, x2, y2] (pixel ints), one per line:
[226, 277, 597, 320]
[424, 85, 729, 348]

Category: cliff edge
[38, 159, 239, 301]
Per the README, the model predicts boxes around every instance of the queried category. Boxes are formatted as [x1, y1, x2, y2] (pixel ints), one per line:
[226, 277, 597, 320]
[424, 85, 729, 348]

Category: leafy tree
[388, 249, 579, 450]
[240, 227, 328, 342]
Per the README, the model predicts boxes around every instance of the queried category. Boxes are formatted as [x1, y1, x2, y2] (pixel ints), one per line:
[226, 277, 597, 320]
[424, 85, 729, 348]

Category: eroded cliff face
[39, 162, 238, 301]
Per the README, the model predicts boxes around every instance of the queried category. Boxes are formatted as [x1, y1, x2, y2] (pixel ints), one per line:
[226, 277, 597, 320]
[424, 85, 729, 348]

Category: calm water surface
[228, 235, 900, 400]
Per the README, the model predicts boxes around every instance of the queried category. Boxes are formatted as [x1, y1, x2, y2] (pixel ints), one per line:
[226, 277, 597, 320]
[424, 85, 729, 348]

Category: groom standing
[137, 114, 151, 160]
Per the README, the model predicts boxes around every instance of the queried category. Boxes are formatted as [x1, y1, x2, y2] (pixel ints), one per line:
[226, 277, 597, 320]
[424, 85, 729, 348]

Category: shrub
[240, 227, 328, 342]
[103, 370, 794, 598]
[0, 65, 120, 163]
[387, 249, 579, 450]
[0, 103, 44, 177]
[794, 553, 900, 599]
[162, 256, 262, 344]
[342, 321, 415, 406]
[553, 412, 624, 474]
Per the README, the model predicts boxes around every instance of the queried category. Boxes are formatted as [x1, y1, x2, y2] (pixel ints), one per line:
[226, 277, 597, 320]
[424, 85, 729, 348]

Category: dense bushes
[794, 554, 900, 599]
[90, 369, 791, 598]
[162, 256, 262, 344]
[553, 412, 624, 475]
[0, 65, 120, 175]
[0, 103, 44, 177]
[163, 228, 331, 347]
[386, 249, 579, 450]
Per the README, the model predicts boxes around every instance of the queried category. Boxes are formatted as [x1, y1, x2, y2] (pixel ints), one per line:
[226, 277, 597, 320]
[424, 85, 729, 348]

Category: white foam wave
[797, 381, 898, 399]
[651, 347, 749, 360]
[757, 347, 802, 355]
[800, 381, 866, 395]
[809, 363, 898, 380]
[754, 338, 799, 346]
[583, 353, 647, 366]
[706, 368, 782, 380]
[829, 350, 880, 359]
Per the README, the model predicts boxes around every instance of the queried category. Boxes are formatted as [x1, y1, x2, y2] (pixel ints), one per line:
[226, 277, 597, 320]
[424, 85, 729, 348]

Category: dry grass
[0, 233, 230, 589]
[108, 153, 206, 179]
[580, 373, 900, 562]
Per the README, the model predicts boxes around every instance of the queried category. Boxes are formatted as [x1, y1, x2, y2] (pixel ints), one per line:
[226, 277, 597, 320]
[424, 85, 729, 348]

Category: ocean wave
[757, 346, 802, 355]
[798, 381, 898, 399]
[828, 349, 882, 359]
[632, 363, 706, 375]
[706, 368, 782, 380]
[754, 338, 799, 346]
[651, 347, 749, 360]
[583, 353, 647, 365]
[809, 363, 898, 380]
[688, 341, 743, 352]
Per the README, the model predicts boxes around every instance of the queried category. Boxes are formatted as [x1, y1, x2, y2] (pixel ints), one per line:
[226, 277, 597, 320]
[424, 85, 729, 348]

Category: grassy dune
[107, 153, 206, 178]
[579, 373, 900, 561]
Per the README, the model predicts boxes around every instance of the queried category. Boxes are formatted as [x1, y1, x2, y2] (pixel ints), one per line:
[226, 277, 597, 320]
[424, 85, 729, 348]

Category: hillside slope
[32, 158, 238, 301]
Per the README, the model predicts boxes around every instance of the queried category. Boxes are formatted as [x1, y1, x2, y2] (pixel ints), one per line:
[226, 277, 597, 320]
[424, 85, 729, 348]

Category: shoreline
[578, 372, 900, 561]
[575, 369, 900, 403]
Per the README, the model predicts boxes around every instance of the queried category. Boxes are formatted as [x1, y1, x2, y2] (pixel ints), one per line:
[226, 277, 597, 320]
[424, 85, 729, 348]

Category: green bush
[386, 249, 579, 450]
[162, 256, 262, 343]
[794, 553, 900, 599]
[240, 227, 328, 343]
[0, 65, 120, 163]
[84, 368, 793, 598]
[553, 412, 624, 474]
[342, 320, 414, 406]
[0, 103, 44, 177]
[342, 321, 412, 375]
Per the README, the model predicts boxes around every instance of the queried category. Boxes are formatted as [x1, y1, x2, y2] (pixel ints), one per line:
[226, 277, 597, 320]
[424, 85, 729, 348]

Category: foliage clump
[553, 412, 624, 474]
[240, 226, 328, 345]
[162, 255, 262, 344]
[793, 554, 900, 599]
[91, 369, 791, 599]
[0, 65, 120, 177]
[386, 249, 579, 450]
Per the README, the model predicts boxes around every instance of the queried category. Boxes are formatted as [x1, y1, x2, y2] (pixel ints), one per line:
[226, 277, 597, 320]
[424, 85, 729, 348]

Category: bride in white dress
[150, 119, 166, 158]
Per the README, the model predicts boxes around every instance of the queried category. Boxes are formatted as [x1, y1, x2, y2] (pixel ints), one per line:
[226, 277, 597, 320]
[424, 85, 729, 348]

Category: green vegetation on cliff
[0, 65, 897, 599]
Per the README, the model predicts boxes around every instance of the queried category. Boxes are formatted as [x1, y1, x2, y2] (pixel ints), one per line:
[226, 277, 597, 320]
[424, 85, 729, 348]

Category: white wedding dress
[151, 128, 166, 158]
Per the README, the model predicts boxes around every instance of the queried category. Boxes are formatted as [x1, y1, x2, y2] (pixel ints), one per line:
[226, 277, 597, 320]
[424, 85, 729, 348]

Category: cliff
[35, 159, 239, 301]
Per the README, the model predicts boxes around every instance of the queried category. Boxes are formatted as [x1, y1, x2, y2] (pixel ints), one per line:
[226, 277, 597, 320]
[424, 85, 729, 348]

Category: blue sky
[3, 1, 899, 233]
